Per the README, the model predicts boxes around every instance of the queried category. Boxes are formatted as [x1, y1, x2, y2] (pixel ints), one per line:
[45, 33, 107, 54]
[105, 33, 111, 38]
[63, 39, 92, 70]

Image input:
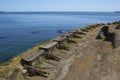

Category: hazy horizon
[0, 11, 118, 12]
[0, 0, 120, 12]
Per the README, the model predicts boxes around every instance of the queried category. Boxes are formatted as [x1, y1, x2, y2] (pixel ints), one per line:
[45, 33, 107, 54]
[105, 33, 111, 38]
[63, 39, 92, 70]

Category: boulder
[96, 26, 109, 39]
[101, 26, 109, 37]
[96, 31, 104, 39]
[112, 30, 120, 49]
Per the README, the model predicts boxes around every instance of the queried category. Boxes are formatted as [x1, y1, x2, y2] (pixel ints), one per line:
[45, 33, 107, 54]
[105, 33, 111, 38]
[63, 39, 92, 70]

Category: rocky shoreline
[0, 21, 120, 80]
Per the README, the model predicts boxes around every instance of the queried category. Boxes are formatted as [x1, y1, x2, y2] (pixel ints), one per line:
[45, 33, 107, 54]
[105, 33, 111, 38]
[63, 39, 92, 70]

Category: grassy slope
[0, 43, 42, 78]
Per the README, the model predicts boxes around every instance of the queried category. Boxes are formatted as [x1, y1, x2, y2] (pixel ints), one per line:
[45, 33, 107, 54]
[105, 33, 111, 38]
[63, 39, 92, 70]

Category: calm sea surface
[0, 12, 120, 63]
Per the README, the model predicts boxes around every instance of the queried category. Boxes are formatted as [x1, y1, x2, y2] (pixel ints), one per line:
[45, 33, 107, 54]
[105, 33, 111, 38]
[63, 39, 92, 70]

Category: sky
[0, 0, 120, 12]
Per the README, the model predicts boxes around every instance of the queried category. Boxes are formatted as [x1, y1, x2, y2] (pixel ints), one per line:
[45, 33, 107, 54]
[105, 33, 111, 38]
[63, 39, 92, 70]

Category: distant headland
[0, 11, 4, 13]
[115, 11, 120, 13]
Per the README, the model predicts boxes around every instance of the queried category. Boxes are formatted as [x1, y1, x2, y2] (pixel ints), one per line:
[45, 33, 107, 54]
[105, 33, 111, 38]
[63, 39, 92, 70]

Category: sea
[0, 12, 120, 63]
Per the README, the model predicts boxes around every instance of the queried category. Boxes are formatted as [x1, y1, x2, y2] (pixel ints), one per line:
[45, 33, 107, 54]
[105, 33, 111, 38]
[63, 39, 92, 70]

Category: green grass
[35, 57, 46, 67]
[0, 42, 43, 78]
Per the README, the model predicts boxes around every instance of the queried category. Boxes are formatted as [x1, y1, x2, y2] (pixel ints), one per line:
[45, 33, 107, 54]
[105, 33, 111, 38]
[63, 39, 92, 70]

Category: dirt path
[47, 26, 104, 80]
[64, 25, 120, 80]
[24, 23, 120, 80]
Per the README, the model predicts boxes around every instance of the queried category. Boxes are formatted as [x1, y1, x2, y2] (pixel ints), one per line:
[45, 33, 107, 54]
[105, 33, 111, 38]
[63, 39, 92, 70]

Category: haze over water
[0, 12, 120, 63]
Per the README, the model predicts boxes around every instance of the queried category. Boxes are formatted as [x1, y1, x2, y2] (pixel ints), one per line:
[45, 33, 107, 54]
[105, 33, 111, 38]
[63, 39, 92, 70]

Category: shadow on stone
[96, 26, 109, 39]
[111, 31, 120, 49]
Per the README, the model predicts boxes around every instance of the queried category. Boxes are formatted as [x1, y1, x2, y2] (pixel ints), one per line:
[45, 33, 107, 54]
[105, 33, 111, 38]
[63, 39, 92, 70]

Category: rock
[101, 26, 109, 37]
[112, 30, 120, 49]
[96, 31, 104, 39]
[57, 29, 69, 34]
[96, 26, 109, 39]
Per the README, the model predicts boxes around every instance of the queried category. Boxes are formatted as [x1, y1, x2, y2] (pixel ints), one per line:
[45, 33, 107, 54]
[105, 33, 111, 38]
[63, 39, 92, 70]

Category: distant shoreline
[0, 11, 4, 13]
[115, 11, 120, 13]
[2, 11, 115, 13]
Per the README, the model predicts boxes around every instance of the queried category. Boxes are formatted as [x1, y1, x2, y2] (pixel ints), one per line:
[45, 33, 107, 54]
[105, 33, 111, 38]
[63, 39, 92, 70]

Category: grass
[0, 42, 43, 78]
[0, 40, 56, 78]
[35, 56, 46, 67]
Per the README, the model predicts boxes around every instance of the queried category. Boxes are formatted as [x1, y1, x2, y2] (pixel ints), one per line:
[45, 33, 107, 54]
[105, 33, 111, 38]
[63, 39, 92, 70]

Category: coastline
[0, 21, 119, 79]
[1, 12, 120, 63]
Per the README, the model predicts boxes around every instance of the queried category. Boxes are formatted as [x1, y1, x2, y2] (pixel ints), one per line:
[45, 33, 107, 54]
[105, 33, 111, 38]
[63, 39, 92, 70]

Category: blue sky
[0, 0, 120, 12]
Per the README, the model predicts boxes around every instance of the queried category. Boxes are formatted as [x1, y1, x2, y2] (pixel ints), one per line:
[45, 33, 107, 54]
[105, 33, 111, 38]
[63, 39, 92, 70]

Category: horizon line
[0, 11, 116, 12]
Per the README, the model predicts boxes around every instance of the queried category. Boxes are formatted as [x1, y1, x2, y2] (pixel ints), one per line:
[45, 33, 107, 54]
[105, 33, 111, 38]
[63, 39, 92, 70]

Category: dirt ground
[7, 23, 120, 80]
[64, 24, 120, 80]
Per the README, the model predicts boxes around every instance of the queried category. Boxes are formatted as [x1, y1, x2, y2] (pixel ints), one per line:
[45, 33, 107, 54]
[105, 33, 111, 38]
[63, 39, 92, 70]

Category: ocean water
[0, 12, 120, 63]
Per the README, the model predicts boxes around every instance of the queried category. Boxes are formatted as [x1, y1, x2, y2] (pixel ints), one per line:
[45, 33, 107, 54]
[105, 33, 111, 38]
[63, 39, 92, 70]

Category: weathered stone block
[96, 31, 104, 39]
[21, 50, 45, 66]
[112, 30, 120, 49]
[96, 26, 109, 39]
